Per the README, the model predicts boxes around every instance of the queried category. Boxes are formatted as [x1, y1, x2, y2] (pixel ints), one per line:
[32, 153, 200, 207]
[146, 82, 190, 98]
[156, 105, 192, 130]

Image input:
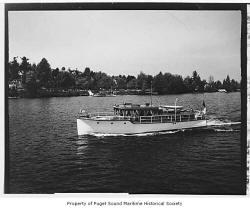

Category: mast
[175, 98, 178, 122]
[150, 80, 153, 106]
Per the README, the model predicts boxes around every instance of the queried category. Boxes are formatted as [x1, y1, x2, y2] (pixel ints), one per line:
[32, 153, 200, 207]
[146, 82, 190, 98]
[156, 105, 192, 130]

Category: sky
[9, 10, 241, 81]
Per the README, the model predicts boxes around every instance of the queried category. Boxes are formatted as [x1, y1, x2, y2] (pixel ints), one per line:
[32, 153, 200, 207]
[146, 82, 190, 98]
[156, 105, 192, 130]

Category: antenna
[150, 80, 153, 106]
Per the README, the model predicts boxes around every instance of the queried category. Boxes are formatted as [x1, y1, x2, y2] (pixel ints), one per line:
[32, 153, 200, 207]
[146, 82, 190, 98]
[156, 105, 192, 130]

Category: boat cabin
[112, 102, 204, 123]
[113, 103, 162, 117]
[79, 102, 205, 124]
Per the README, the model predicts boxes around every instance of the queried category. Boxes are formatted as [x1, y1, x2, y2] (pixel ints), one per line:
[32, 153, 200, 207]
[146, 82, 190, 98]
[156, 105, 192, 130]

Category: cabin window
[97, 122, 99, 124]
[111, 122, 113, 124]
[124, 122, 126, 124]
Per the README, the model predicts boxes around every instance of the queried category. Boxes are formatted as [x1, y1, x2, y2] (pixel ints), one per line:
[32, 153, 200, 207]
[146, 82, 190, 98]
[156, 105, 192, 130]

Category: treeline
[9, 56, 241, 96]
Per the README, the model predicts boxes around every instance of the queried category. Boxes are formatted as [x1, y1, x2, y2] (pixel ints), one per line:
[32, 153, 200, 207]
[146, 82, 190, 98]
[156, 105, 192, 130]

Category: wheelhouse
[113, 103, 161, 117]
[112, 103, 205, 123]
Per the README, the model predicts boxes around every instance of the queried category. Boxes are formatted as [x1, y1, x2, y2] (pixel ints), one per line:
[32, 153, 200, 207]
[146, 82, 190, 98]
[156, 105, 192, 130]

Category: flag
[202, 100, 206, 114]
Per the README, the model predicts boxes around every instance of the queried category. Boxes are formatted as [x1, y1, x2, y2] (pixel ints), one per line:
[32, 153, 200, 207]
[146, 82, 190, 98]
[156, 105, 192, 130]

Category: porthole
[124, 122, 126, 124]
[97, 122, 99, 124]
[111, 122, 113, 124]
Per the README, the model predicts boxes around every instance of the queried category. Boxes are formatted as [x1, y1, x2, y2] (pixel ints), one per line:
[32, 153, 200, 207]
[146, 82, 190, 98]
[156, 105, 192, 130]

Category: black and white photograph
[5, 3, 247, 195]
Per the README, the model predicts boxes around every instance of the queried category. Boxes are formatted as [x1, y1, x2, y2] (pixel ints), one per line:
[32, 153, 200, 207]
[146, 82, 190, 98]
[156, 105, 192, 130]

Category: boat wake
[206, 119, 241, 127]
[90, 130, 181, 138]
[205, 119, 241, 133]
[212, 128, 240, 132]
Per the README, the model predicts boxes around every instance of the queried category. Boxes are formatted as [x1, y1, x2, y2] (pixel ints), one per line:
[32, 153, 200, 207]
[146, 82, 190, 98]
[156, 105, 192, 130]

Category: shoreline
[8, 89, 240, 99]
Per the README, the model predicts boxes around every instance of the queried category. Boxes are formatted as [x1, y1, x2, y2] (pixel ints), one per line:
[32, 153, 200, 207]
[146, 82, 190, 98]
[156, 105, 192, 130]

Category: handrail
[90, 112, 114, 117]
[79, 112, 132, 121]
[138, 113, 204, 123]
[79, 112, 114, 117]
[79, 111, 205, 123]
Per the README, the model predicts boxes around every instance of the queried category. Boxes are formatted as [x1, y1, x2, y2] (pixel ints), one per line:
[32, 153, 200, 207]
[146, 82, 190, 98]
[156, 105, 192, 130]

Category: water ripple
[8, 93, 243, 194]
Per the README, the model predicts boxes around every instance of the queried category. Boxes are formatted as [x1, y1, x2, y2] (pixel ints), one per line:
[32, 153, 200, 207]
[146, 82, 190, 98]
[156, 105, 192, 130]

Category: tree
[214, 80, 223, 89]
[31, 63, 37, 72]
[191, 70, 201, 91]
[25, 76, 38, 97]
[71, 69, 81, 78]
[19, 56, 31, 84]
[223, 75, 232, 92]
[153, 72, 165, 94]
[183, 76, 194, 92]
[83, 67, 91, 77]
[127, 78, 137, 89]
[137, 72, 148, 90]
[51, 68, 60, 88]
[61, 71, 75, 89]
[114, 75, 127, 89]
[126, 75, 136, 83]
[205, 76, 216, 92]
[167, 74, 185, 94]
[36, 58, 52, 88]
[146, 75, 153, 90]
[52, 68, 59, 79]
[9, 57, 20, 81]
[231, 79, 238, 91]
[189, 70, 205, 92]
[19, 57, 30, 74]
[8, 55, 241, 97]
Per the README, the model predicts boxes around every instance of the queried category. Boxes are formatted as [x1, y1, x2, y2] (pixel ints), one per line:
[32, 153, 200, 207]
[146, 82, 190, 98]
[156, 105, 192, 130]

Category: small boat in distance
[8, 96, 19, 99]
[93, 92, 107, 97]
[88, 89, 116, 97]
[88, 90, 94, 96]
[218, 89, 227, 93]
[92, 92, 116, 97]
[77, 101, 207, 135]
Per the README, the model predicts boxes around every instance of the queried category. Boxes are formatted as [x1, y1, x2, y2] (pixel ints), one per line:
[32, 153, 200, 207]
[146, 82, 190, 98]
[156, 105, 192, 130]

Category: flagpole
[202, 95, 206, 115]
[175, 98, 178, 122]
[150, 81, 153, 106]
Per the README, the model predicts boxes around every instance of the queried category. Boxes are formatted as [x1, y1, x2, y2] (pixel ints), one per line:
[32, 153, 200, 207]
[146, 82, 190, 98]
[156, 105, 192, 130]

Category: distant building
[9, 82, 16, 89]
[144, 89, 158, 95]
[9, 79, 23, 90]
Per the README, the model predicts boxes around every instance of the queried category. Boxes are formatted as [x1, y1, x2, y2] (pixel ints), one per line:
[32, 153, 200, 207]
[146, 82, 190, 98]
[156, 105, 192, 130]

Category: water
[8, 92, 244, 194]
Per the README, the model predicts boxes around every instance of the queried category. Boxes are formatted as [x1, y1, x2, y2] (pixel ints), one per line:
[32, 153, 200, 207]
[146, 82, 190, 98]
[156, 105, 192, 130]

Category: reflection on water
[76, 137, 89, 155]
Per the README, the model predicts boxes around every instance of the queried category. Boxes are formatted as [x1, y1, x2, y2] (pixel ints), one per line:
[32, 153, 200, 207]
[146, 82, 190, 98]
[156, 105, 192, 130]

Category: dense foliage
[8, 56, 241, 97]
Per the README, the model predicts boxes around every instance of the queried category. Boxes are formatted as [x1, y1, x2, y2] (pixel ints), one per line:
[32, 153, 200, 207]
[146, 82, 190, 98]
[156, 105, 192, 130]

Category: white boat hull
[77, 118, 207, 135]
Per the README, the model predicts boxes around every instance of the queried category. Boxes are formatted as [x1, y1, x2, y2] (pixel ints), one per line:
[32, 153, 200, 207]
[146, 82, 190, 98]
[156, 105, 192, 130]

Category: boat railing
[79, 111, 205, 123]
[79, 112, 133, 121]
[88, 112, 114, 117]
[95, 115, 132, 120]
[138, 113, 204, 124]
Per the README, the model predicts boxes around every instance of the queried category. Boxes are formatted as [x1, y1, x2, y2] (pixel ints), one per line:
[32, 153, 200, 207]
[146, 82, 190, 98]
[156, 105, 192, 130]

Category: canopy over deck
[114, 103, 159, 111]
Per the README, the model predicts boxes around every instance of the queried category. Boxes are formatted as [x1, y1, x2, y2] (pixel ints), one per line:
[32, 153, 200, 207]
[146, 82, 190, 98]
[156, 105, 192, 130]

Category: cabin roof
[114, 103, 159, 110]
[160, 105, 183, 109]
